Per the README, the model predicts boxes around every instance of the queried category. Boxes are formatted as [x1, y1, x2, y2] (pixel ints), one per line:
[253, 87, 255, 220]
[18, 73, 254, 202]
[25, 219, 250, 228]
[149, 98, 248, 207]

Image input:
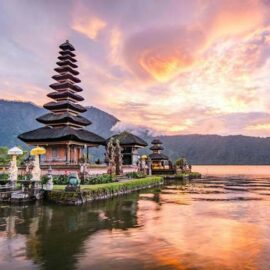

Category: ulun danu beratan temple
[18, 41, 106, 165]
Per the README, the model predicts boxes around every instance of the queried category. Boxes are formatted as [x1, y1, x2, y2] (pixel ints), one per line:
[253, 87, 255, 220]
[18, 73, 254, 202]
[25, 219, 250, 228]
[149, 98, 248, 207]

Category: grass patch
[53, 176, 163, 191]
[176, 172, 201, 178]
[49, 176, 163, 204]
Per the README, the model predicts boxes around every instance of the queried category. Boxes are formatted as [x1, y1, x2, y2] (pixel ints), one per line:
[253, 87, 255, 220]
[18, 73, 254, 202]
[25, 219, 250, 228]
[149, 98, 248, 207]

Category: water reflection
[1, 177, 270, 269]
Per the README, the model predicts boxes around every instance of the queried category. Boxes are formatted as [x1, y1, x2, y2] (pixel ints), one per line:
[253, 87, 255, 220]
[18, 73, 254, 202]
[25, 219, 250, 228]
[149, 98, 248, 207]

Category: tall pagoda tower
[19, 40, 105, 165]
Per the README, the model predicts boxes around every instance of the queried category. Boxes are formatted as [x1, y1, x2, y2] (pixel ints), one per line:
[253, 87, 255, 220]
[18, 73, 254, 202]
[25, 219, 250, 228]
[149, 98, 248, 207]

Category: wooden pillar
[70, 145, 73, 163]
[66, 145, 70, 164]
[78, 147, 80, 163]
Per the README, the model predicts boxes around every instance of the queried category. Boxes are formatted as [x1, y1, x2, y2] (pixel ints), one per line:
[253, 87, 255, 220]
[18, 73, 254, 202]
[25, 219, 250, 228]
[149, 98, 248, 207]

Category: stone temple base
[0, 189, 44, 204]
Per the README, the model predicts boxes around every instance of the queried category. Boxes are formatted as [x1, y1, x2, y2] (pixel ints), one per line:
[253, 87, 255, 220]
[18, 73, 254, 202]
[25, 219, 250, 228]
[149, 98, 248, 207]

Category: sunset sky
[1, 0, 270, 136]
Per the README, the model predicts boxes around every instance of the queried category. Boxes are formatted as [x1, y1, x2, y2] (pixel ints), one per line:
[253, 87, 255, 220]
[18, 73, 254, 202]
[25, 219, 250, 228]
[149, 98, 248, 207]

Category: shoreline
[47, 176, 164, 205]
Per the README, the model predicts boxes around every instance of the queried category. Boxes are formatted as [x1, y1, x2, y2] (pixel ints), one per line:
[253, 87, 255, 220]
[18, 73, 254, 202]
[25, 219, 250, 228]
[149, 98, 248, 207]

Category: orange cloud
[72, 17, 107, 40]
[139, 48, 193, 82]
[206, 0, 266, 42]
[124, 26, 206, 82]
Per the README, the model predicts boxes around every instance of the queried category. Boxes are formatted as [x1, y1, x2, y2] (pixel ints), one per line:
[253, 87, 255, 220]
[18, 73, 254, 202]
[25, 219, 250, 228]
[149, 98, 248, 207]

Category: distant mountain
[158, 134, 270, 165]
[1, 99, 270, 164]
[0, 99, 118, 147]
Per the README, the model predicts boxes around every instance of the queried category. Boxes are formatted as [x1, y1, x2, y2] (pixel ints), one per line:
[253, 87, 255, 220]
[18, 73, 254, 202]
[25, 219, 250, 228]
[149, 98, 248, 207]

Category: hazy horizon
[4, 98, 270, 139]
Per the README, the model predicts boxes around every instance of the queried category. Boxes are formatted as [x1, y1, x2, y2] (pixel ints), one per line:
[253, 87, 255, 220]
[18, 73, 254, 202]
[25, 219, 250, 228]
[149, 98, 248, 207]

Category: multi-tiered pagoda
[149, 139, 170, 170]
[19, 40, 105, 165]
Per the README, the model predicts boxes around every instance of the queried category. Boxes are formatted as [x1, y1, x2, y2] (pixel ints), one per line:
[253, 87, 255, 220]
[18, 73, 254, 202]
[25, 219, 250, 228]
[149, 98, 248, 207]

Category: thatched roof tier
[59, 50, 76, 57]
[151, 139, 162, 145]
[59, 40, 75, 51]
[150, 145, 164, 151]
[52, 73, 81, 83]
[47, 91, 84, 102]
[108, 131, 147, 147]
[19, 126, 105, 145]
[54, 66, 79, 76]
[49, 82, 82, 92]
[149, 153, 169, 161]
[58, 55, 77, 62]
[36, 113, 91, 126]
[44, 101, 87, 113]
[56, 60, 78, 69]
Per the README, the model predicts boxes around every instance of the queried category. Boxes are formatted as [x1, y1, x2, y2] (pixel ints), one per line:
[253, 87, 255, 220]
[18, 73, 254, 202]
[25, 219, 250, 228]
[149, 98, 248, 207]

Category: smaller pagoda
[19, 40, 105, 165]
[107, 132, 147, 165]
[149, 139, 170, 170]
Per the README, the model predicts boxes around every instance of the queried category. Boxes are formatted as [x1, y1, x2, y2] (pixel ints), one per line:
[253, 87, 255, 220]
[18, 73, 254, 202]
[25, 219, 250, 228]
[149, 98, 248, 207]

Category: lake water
[193, 165, 270, 176]
[1, 166, 270, 269]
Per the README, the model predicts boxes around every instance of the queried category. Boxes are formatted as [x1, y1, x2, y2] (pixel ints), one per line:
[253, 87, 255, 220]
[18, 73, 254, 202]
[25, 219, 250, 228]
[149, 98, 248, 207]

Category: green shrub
[176, 172, 201, 179]
[83, 174, 113, 185]
[41, 175, 50, 185]
[126, 172, 145, 179]
[53, 175, 69, 185]
[0, 173, 9, 181]
[18, 174, 32, 181]
[175, 157, 187, 168]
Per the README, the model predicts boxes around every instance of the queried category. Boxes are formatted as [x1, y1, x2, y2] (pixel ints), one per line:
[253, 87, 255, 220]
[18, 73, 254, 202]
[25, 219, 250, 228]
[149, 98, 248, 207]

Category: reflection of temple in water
[0, 194, 145, 269]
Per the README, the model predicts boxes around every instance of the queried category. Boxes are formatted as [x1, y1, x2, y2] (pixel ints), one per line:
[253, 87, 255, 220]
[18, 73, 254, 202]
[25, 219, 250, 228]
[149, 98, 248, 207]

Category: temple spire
[37, 40, 91, 129]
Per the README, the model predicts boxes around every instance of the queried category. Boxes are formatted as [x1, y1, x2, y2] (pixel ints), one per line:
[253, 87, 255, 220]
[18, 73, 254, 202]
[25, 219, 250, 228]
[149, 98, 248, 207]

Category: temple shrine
[18, 41, 105, 165]
[107, 131, 148, 165]
[149, 139, 173, 173]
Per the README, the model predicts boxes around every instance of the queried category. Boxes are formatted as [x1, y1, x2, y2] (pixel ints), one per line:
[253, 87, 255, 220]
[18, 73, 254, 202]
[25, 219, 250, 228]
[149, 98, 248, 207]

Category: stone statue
[46, 166, 54, 191]
[31, 155, 41, 181]
[30, 147, 46, 182]
[115, 139, 123, 175]
[106, 138, 116, 175]
[8, 156, 18, 183]
[7, 147, 23, 187]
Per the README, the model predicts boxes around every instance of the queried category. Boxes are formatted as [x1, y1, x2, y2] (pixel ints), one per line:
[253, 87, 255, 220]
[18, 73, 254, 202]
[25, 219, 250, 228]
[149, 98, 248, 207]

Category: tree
[175, 157, 188, 169]
[0, 147, 10, 166]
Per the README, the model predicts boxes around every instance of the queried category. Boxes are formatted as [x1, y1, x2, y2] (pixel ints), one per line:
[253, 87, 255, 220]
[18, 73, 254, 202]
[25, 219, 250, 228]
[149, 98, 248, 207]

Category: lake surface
[1, 166, 270, 269]
[193, 165, 270, 176]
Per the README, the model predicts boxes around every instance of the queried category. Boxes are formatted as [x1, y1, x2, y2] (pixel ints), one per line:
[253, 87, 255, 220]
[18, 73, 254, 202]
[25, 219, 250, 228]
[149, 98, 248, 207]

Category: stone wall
[47, 177, 163, 205]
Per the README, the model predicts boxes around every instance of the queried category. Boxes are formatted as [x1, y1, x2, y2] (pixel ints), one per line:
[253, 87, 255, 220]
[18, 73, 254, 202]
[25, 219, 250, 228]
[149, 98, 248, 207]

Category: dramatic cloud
[72, 17, 107, 40]
[1, 0, 270, 136]
[123, 26, 206, 82]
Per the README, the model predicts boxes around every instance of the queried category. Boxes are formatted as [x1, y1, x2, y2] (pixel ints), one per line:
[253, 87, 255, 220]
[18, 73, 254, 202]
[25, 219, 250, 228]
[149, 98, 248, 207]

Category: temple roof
[47, 91, 84, 102]
[52, 73, 81, 83]
[59, 50, 75, 57]
[59, 40, 75, 51]
[49, 82, 83, 92]
[149, 153, 169, 161]
[150, 145, 164, 151]
[19, 126, 105, 145]
[54, 66, 79, 76]
[44, 101, 87, 113]
[58, 55, 77, 62]
[151, 139, 163, 145]
[56, 60, 78, 69]
[108, 131, 147, 147]
[36, 113, 91, 126]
